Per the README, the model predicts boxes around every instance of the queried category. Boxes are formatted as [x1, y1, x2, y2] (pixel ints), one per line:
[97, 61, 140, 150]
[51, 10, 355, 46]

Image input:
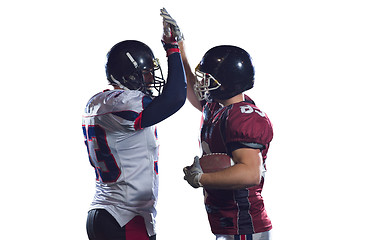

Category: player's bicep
[231, 148, 262, 172]
[227, 141, 265, 156]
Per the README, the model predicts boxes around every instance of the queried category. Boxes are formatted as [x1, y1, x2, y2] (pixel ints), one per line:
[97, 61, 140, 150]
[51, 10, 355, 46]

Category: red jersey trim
[134, 112, 143, 130]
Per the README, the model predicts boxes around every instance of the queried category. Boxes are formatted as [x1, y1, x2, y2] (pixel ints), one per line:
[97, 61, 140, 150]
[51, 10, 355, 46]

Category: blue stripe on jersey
[234, 188, 254, 234]
[219, 105, 233, 155]
[234, 234, 253, 240]
[112, 110, 139, 121]
[154, 161, 158, 174]
[142, 95, 153, 109]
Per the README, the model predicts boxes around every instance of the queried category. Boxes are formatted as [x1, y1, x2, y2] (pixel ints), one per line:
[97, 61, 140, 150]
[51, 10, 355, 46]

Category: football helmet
[105, 40, 165, 96]
[194, 45, 255, 101]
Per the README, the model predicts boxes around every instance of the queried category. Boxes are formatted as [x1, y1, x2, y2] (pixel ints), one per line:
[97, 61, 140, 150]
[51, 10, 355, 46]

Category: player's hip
[86, 209, 156, 240]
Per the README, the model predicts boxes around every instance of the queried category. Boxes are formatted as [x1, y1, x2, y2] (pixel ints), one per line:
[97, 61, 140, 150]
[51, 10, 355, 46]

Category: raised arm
[140, 53, 186, 128]
[178, 41, 203, 111]
[139, 17, 187, 129]
[160, 8, 203, 112]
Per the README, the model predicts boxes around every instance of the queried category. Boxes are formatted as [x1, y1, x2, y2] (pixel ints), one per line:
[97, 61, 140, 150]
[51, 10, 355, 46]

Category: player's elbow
[249, 173, 262, 187]
[175, 93, 187, 109]
[168, 90, 186, 111]
[237, 171, 262, 188]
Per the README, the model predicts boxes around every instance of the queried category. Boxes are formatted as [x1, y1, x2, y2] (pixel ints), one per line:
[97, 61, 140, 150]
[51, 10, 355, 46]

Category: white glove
[183, 156, 203, 188]
[160, 7, 184, 42]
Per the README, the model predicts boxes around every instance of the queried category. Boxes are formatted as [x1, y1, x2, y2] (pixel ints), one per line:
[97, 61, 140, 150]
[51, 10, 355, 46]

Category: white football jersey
[82, 89, 159, 236]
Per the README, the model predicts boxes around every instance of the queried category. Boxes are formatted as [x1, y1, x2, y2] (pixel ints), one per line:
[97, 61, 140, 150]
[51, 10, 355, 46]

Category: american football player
[82, 18, 186, 240]
[161, 8, 273, 240]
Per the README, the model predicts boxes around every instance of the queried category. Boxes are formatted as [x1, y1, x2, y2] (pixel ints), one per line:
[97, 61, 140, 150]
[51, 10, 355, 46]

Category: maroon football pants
[87, 209, 156, 240]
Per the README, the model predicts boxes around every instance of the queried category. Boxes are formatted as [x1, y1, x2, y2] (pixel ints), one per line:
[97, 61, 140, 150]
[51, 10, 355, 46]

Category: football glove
[160, 7, 184, 42]
[161, 20, 179, 56]
[183, 156, 203, 188]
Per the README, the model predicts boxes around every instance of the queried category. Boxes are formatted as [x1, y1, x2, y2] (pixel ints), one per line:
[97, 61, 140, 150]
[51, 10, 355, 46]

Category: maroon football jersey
[200, 95, 273, 235]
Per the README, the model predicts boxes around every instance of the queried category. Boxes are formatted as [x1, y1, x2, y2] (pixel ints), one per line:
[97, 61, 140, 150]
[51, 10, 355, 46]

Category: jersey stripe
[112, 110, 139, 121]
[134, 112, 143, 130]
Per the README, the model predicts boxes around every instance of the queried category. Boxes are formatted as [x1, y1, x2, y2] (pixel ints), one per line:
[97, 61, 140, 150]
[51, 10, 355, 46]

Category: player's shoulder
[101, 89, 145, 102]
[229, 96, 270, 121]
[225, 95, 273, 144]
[85, 89, 152, 115]
[109, 89, 153, 112]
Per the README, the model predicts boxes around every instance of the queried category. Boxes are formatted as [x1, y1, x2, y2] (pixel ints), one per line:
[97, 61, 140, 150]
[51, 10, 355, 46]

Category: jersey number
[83, 125, 121, 183]
[240, 105, 266, 117]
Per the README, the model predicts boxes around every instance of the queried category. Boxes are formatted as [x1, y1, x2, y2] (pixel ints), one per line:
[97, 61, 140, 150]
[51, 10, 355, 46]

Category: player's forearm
[199, 163, 262, 189]
[163, 52, 187, 101]
[140, 53, 186, 128]
[178, 41, 203, 111]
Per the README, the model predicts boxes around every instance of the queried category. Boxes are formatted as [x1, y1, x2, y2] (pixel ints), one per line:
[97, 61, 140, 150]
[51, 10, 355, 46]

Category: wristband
[166, 48, 180, 56]
[161, 40, 180, 56]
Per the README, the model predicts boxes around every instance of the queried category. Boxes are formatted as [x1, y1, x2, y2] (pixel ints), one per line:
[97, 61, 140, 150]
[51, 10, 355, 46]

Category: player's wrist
[196, 172, 203, 188]
[161, 40, 180, 56]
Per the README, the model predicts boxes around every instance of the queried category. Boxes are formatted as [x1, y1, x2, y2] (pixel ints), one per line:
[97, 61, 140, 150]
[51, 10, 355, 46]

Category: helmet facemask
[144, 58, 165, 97]
[194, 64, 221, 102]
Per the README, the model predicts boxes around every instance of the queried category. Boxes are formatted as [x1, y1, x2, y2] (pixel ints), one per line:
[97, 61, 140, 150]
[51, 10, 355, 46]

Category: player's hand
[161, 20, 175, 44]
[160, 7, 184, 42]
[183, 156, 203, 188]
[160, 11, 179, 56]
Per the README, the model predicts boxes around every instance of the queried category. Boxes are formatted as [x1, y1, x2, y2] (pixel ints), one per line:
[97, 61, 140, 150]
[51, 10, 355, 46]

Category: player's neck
[217, 94, 244, 106]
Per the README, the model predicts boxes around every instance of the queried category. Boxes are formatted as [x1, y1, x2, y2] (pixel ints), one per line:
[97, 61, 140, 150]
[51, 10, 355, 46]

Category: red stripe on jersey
[134, 112, 143, 130]
[234, 235, 245, 240]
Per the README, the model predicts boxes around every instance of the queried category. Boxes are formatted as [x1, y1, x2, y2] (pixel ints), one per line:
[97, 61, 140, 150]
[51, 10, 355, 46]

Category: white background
[1, 0, 364, 239]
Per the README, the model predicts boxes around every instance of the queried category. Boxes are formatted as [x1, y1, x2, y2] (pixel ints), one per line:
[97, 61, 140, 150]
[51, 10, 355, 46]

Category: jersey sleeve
[225, 103, 273, 153]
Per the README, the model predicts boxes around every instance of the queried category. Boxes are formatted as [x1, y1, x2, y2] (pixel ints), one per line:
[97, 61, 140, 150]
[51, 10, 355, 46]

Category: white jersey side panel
[82, 90, 159, 236]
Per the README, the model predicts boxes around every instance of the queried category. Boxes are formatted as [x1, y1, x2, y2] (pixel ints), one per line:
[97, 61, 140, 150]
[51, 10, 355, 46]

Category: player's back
[82, 89, 159, 217]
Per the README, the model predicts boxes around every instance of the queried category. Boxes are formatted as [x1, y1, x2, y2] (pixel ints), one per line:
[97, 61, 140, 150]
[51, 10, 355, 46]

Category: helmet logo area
[128, 75, 136, 81]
